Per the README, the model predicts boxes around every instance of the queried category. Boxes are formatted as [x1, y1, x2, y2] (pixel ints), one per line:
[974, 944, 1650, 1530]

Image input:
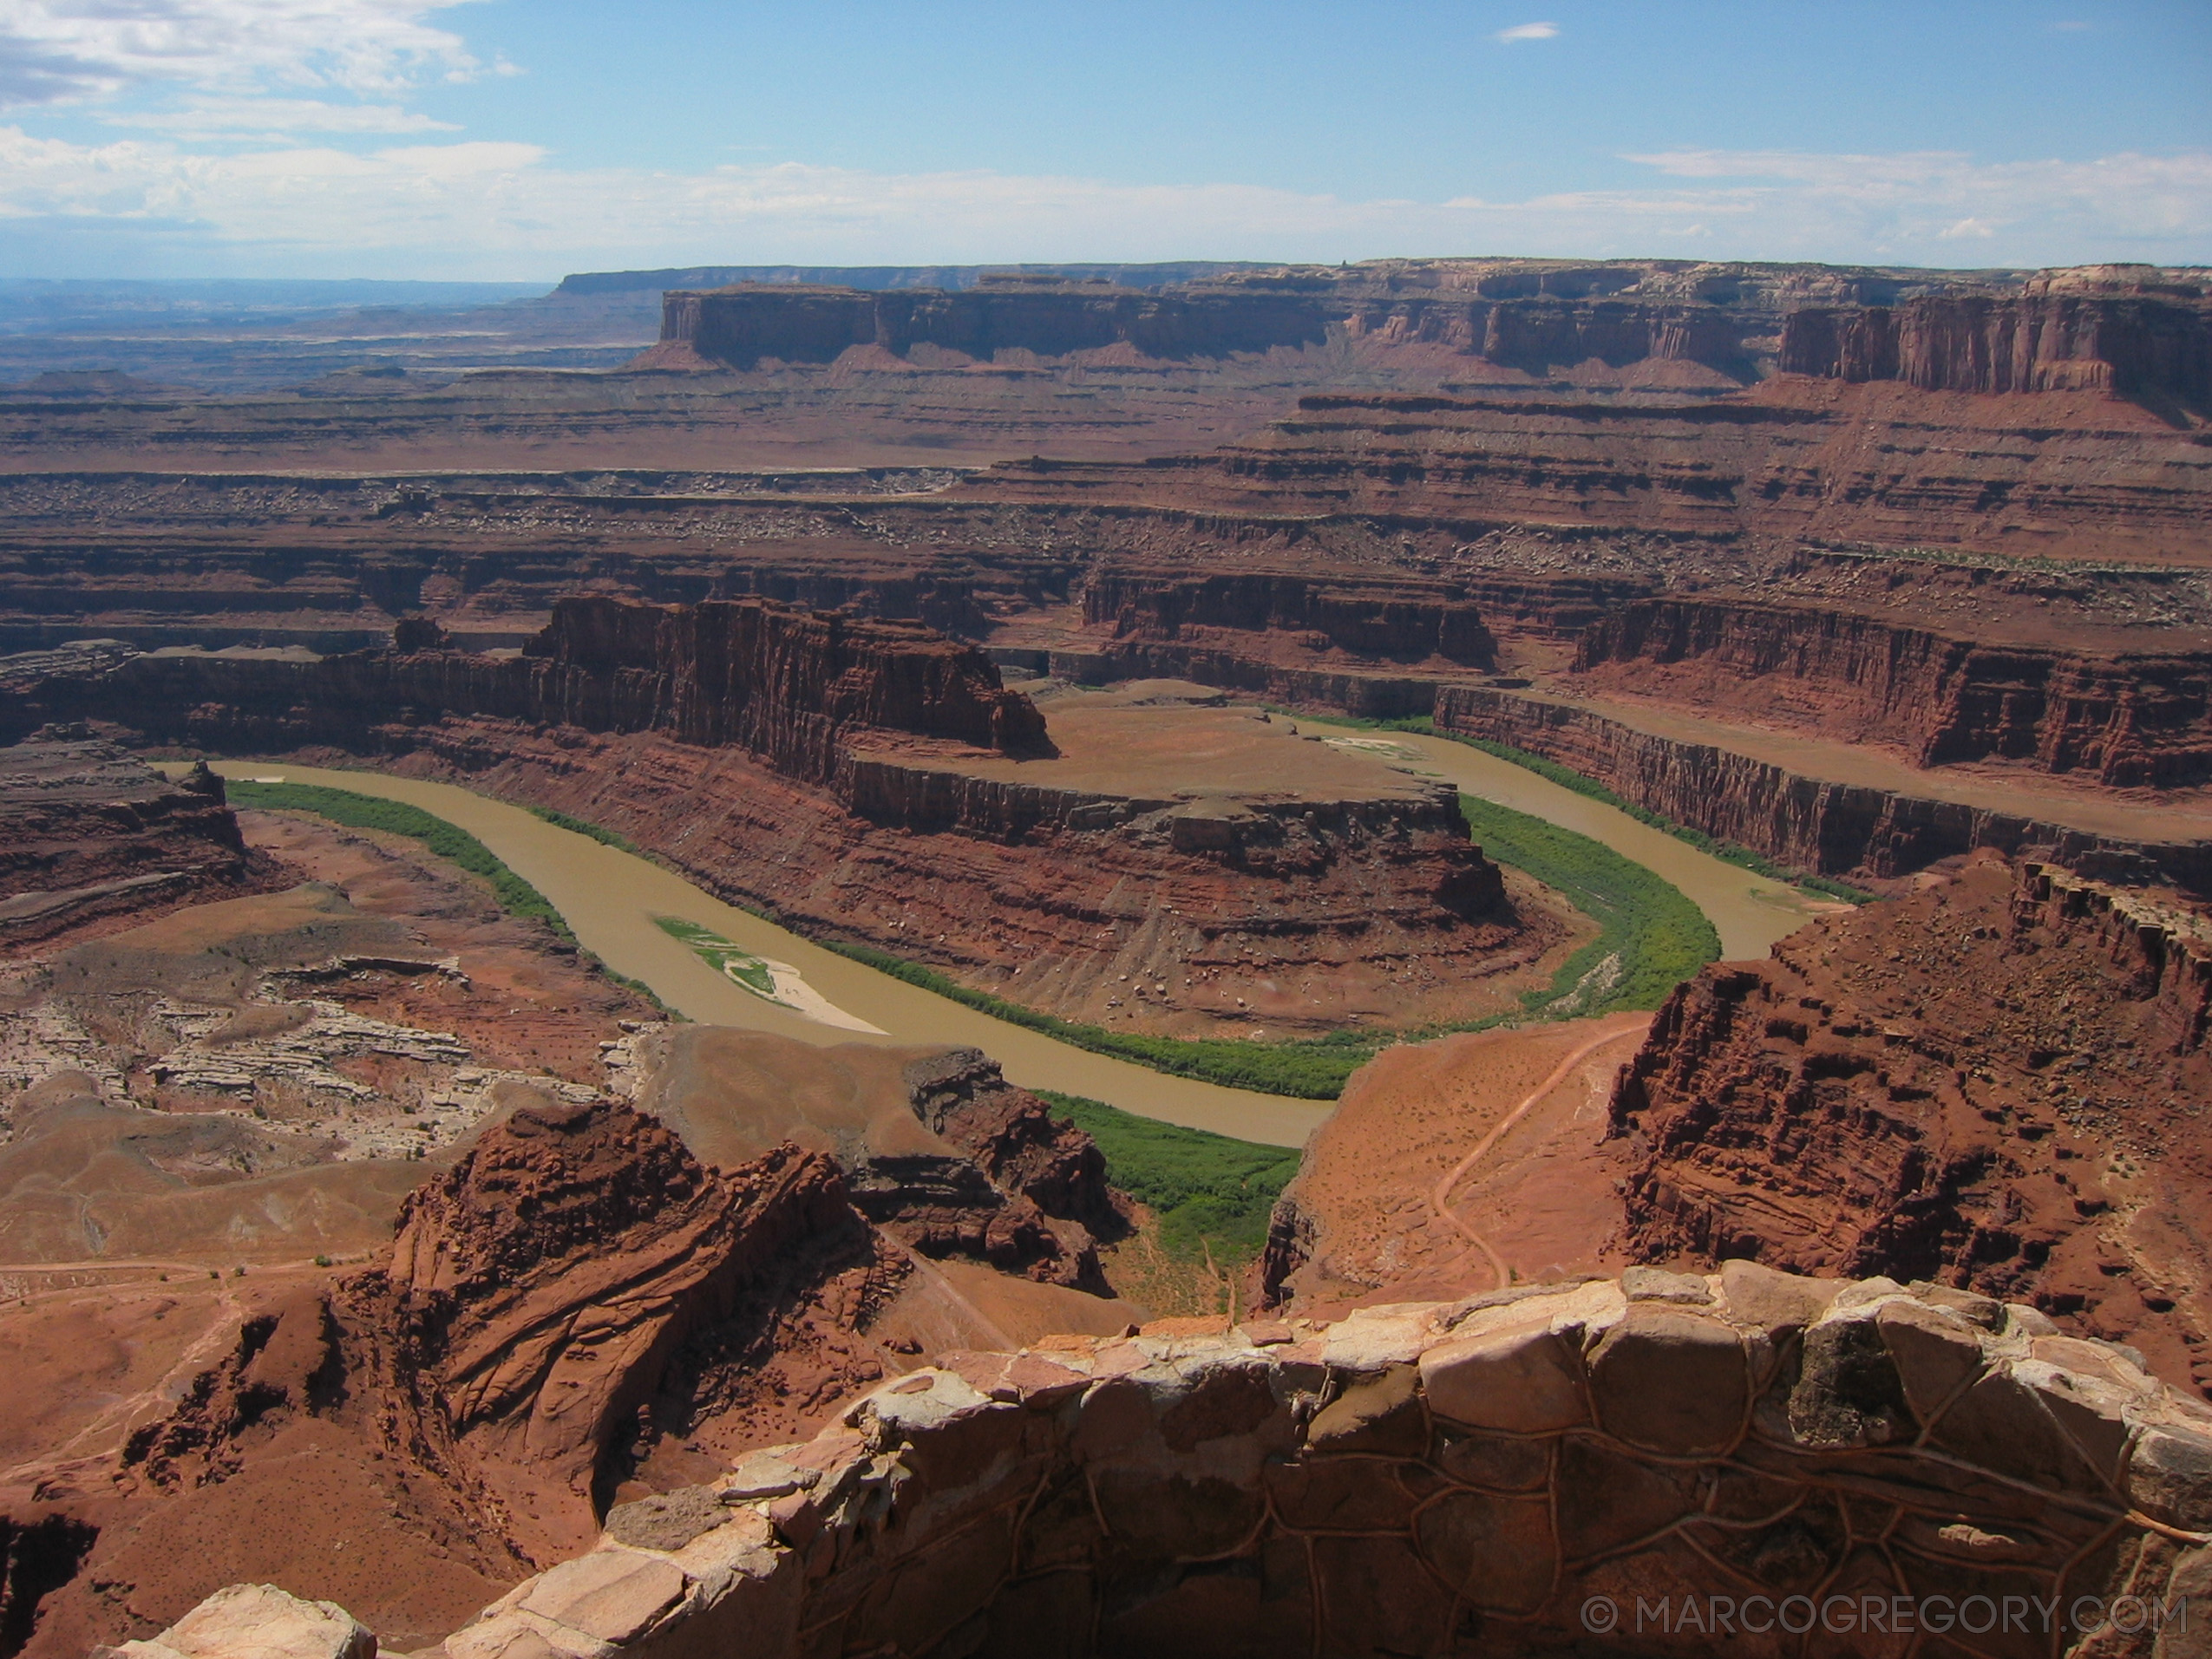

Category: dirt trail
[1427, 1023, 1648, 1290]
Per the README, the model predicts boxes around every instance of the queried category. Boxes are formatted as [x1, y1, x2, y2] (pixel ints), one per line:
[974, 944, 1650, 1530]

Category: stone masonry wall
[115, 1267, 2212, 1658]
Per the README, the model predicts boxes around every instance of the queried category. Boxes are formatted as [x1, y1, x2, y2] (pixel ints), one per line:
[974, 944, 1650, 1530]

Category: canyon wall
[1432, 685, 2212, 894]
[4, 596, 1048, 785]
[1576, 595, 2212, 787]
[128, 1269, 2212, 1657]
[1609, 853, 2212, 1392]
[1081, 567, 1496, 668]
[963, 382, 2212, 562]
[1781, 291, 2212, 402]
[652, 259, 2180, 380]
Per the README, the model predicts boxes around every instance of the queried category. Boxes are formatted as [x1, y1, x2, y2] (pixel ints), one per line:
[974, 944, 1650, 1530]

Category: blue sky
[2, 1, 2207, 280]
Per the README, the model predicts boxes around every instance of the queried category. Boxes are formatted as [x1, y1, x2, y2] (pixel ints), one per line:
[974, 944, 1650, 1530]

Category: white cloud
[0, 133, 2204, 278]
[1495, 22, 1559, 42]
[103, 95, 457, 137]
[1625, 148, 2212, 258]
[0, 0, 481, 108]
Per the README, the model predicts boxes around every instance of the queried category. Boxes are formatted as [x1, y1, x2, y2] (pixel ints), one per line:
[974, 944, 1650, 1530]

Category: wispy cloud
[0, 0, 482, 108]
[1495, 22, 1559, 42]
[1, 134, 2203, 278]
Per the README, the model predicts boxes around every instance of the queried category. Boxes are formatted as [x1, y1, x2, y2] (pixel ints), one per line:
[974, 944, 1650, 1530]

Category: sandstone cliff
[644, 278, 1331, 370]
[1433, 684, 2212, 895]
[1782, 291, 2212, 403]
[7, 596, 1049, 786]
[1575, 595, 2212, 787]
[1611, 852, 2212, 1390]
[647, 258, 2144, 381]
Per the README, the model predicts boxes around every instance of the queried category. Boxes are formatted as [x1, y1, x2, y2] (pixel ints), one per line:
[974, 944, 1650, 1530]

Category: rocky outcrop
[156, 1268, 2212, 1657]
[1610, 853, 2212, 1390]
[101, 1584, 373, 1659]
[1342, 293, 1757, 378]
[651, 258, 2146, 381]
[1433, 684, 2212, 894]
[2014, 861, 2212, 1055]
[1575, 595, 2212, 787]
[370, 1100, 877, 1549]
[900, 1048, 1120, 1245]
[1782, 291, 2212, 402]
[0, 732, 267, 942]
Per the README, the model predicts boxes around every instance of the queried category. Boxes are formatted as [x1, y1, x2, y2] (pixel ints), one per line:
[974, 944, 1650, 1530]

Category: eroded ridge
[120, 1267, 2212, 1658]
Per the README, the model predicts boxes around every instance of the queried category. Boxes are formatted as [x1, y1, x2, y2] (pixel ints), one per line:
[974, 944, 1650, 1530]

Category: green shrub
[1037, 1089, 1298, 1266]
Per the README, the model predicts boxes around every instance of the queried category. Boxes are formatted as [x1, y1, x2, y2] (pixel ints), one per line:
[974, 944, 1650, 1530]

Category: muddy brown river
[188, 748, 1826, 1148]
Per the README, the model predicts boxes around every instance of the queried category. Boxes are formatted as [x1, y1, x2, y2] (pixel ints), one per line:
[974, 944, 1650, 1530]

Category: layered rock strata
[650, 258, 2161, 381]
[1433, 684, 2212, 895]
[642, 277, 1330, 371]
[964, 378, 2212, 561]
[5, 596, 1047, 782]
[1781, 289, 2212, 402]
[0, 733, 267, 943]
[1610, 852, 2212, 1391]
[623, 1028, 1119, 1290]
[1574, 595, 2212, 787]
[141, 1267, 2212, 1658]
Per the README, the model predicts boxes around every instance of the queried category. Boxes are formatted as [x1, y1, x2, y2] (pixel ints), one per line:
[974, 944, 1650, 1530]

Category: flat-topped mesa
[1781, 289, 2212, 402]
[640, 277, 1331, 370]
[132, 1267, 2212, 1659]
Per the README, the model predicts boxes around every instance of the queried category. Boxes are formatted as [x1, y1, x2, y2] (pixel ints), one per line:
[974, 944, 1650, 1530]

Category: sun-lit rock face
[134, 1266, 2212, 1656]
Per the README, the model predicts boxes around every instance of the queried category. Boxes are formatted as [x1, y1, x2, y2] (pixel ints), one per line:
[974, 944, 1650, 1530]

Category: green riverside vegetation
[526, 804, 643, 855]
[229, 774, 1723, 1101]
[226, 780, 678, 1016]
[1457, 794, 1718, 1016]
[1278, 709, 1874, 905]
[815, 937, 1372, 1099]
[1037, 1089, 1298, 1269]
[654, 915, 779, 998]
